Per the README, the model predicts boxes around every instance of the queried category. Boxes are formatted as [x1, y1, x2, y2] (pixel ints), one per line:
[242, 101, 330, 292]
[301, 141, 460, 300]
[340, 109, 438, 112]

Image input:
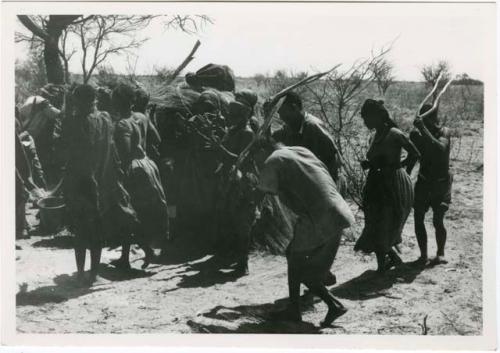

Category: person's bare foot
[321, 305, 347, 327]
[431, 255, 448, 265]
[413, 256, 429, 268]
[110, 258, 131, 270]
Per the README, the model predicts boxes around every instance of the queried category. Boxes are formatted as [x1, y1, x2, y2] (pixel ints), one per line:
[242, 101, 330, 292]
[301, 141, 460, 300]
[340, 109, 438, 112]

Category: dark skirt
[126, 157, 169, 243]
[355, 167, 414, 254]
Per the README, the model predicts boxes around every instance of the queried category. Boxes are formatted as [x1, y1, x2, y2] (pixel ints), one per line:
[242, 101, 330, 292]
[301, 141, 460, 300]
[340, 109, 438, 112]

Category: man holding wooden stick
[406, 75, 454, 266]
[407, 104, 453, 266]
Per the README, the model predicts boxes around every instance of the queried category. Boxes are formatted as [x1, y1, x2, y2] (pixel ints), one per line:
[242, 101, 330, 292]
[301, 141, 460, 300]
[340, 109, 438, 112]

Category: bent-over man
[254, 139, 354, 326]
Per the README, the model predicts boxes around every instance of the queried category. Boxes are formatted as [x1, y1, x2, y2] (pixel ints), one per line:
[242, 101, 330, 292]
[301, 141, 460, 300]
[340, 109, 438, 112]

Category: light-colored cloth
[18, 96, 60, 139]
[258, 146, 354, 253]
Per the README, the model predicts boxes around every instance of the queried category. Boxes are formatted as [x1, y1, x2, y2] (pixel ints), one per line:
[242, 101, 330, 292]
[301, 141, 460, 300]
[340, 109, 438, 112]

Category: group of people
[15, 64, 453, 326]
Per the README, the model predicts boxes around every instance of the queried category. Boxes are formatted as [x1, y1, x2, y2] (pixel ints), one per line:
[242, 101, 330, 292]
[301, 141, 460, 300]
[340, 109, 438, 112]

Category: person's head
[360, 99, 397, 130]
[96, 87, 112, 113]
[39, 84, 65, 109]
[228, 89, 258, 127]
[278, 91, 304, 132]
[193, 90, 221, 116]
[419, 104, 440, 132]
[132, 86, 150, 113]
[112, 83, 135, 115]
[251, 135, 281, 168]
[71, 84, 95, 114]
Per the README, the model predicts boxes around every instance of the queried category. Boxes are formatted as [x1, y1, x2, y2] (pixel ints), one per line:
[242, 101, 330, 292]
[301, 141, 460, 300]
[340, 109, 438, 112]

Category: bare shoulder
[388, 127, 408, 140]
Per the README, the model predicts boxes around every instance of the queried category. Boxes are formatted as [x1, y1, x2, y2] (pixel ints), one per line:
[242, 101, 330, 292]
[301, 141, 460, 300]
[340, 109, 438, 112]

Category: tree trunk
[45, 17, 65, 84]
[44, 40, 64, 84]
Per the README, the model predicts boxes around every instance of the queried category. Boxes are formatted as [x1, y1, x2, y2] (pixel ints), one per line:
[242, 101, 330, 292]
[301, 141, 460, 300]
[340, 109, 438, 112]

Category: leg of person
[16, 198, 28, 239]
[304, 234, 347, 326]
[89, 245, 102, 283]
[89, 219, 103, 283]
[285, 255, 303, 321]
[386, 248, 403, 270]
[375, 251, 387, 273]
[321, 230, 342, 286]
[414, 210, 428, 265]
[74, 233, 87, 283]
[270, 250, 302, 322]
[137, 236, 154, 270]
[304, 280, 347, 327]
[110, 228, 132, 270]
[234, 204, 255, 276]
[432, 207, 448, 264]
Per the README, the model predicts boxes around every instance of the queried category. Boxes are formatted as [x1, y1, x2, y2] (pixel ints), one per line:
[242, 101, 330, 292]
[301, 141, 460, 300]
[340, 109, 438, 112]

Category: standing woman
[63, 84, 137, 284]
[355, 99, 420, 273]
[111, 83, 169, 269]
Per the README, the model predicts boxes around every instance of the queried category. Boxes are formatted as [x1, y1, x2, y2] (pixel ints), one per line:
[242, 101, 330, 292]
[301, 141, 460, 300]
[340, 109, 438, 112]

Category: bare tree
[69, 16, 155, 83]
[371, 59, 395, 96]
[17, 15, 88, 83]
[17, 15, 213, 84]
[306, 46, 393, 206]
[421, 60, 451, 100]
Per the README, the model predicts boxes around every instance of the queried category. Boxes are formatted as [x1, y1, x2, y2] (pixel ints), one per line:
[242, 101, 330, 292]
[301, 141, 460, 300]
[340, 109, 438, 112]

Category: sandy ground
[16, 153, 483, 335]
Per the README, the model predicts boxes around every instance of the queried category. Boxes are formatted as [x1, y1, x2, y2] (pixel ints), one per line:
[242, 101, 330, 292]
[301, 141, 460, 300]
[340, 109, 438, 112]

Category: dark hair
[72, 84, 95, 109]
[96, 87, 112, 112]
[112, 83, 135, 111]
[361, 99, 397, 129]
[283, 91, 303, 110]
[419, 103, 438, 121]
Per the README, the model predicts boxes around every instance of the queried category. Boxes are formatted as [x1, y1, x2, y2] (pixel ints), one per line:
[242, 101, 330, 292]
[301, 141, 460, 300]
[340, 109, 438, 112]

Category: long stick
[419, 78, 454, 118]
[166, 40, 201, 85]
[417, 72, 443, 115]
[234, 67, 339, 170]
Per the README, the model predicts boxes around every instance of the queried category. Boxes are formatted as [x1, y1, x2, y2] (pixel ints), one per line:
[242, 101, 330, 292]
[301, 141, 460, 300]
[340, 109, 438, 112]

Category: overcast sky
[14, 2, 494, 81]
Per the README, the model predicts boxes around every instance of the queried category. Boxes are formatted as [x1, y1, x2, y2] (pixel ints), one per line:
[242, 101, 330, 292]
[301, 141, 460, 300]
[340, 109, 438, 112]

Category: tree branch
[17, 15, 51, 42]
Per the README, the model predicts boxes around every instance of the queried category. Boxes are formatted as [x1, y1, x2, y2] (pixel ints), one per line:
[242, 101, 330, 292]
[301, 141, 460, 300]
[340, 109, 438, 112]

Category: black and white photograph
[0, 1, 497, 349]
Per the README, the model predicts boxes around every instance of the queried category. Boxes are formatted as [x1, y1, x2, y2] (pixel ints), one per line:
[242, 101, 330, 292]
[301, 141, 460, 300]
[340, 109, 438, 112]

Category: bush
[15, 48, 47, 104]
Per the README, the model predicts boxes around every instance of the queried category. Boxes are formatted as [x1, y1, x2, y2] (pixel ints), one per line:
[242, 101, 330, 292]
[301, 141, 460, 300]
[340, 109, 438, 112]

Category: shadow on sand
[16, 273, 108, 306]
[186, 261, 425, 333]
[187, 296, 321, 334]
[16, 264, 156, 307]
[32, 235, 74, 249]
[160, 255, 246, 292]
[331, 260, 425, 300]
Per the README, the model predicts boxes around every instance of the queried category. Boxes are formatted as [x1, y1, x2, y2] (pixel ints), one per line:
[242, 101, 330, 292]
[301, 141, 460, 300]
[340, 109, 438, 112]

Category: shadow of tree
[32, 235, 74, 249]
[331, 261, 425, 300]
[16, 273, 108, 306]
